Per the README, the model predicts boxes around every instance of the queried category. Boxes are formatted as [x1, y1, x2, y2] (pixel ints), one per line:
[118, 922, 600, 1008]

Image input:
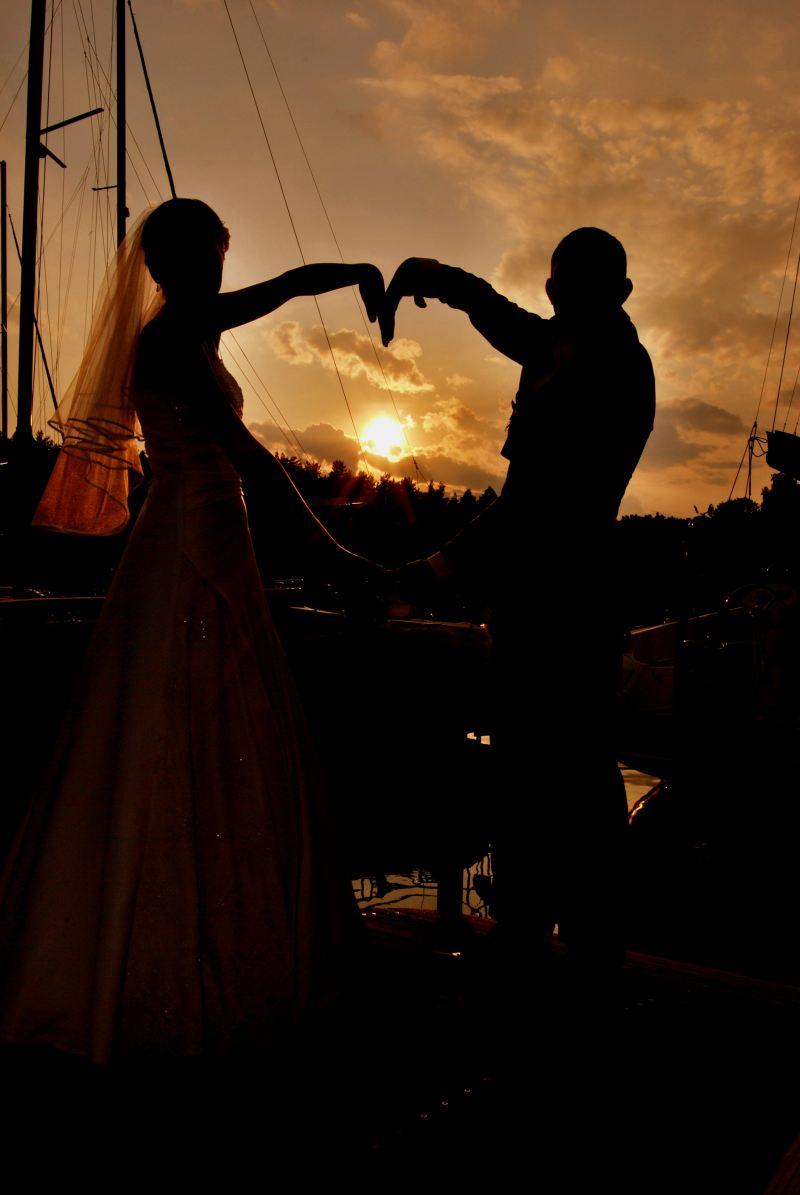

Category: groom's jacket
[425, 267, 655, 595]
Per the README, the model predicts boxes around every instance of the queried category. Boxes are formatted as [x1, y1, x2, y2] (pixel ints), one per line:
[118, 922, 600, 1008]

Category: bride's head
[142, 198, 230, 304]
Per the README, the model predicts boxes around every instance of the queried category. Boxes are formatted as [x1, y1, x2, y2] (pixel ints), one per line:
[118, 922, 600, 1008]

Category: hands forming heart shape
[359, 257, 442, 348]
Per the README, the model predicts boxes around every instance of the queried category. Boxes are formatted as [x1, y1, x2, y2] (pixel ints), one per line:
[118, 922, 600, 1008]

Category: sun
[363, 415, 405, 458]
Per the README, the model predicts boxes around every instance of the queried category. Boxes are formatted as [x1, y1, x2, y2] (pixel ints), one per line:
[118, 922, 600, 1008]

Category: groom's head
[546, 228, 632, 315]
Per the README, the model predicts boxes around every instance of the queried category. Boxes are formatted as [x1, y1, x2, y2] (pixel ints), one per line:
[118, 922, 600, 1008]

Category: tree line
[2, 432, 799, 629]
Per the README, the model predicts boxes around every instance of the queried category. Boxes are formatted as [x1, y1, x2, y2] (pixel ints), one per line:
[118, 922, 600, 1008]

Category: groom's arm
[426, 459, 523, 583]
[381, 258, 545, 365]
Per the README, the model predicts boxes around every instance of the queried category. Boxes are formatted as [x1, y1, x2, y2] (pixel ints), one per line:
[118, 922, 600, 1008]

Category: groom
[380, 228, 655, 979]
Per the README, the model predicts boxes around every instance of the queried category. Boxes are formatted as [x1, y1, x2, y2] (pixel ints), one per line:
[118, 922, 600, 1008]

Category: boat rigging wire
[4, 150, 94, 328]
[0, 0, 65, 133]
[0, 72, 31, 137]
[771, 241, 800, 434]
[55, 0, 66, 390]
[80, 32, 163, 201]
[221, 0, 368, 470]
[0, 44, 29, 103]
[246, 0, 427, 484]
[127, 0, 177, 200]
[8, 212, 58, 412]
[222, 328, 309, 458]
[729, 186, 800, 498]
[79, 34, 162, 204]
[38, 0, 62, 396]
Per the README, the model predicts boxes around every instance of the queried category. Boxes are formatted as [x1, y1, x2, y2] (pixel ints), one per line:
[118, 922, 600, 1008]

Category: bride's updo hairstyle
[141, 198, 230, 295]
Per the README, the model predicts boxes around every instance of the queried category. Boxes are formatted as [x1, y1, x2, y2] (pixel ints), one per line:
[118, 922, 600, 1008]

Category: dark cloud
[250, 419, 363, 472]
[638, 396, 744, 471]
[666, 398, 746, 435]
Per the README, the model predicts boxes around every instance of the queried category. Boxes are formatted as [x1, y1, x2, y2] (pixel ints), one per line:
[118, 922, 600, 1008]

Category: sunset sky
[3, 0, 800, 515]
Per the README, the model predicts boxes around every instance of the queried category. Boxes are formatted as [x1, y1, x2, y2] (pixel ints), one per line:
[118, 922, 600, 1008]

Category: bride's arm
[214, 264, 384, 331]
[158, 330, 372, 568]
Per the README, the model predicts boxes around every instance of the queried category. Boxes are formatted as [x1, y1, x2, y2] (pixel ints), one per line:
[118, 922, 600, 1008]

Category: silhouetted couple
[0, 199, 652, 1063]
[380, 229, 655, 982]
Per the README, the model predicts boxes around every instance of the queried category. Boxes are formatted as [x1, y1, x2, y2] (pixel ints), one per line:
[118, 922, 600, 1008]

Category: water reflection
[352, 765, 660, 915]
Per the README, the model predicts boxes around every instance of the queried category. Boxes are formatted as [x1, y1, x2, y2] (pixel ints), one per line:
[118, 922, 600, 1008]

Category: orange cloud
[268, 321, 434, 394]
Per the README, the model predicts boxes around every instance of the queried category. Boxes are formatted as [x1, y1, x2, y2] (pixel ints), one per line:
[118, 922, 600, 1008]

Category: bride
[0, 198, 383, 1063]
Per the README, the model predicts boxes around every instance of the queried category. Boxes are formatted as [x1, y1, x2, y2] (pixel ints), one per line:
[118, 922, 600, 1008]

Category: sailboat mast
[116, 0, 127, 246]
[16, 0, 46, 441]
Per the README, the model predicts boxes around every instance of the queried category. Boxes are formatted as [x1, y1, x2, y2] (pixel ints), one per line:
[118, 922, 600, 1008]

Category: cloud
[370, 0, 520, 75]
[247, 416, 504, 492]
[250, 419, 363, 472]
[345, 10, 371, 29]
[665, 398, 746, 436]
[268, 321, 433, 394]
[638, 397, 745, 471]
[355, 1, 800, 510]
[446, 373, 472, 387]
[540, 56, 579, 89]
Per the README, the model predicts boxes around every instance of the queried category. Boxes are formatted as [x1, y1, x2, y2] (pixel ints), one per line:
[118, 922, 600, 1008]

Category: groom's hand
[388, 558, 441, 604]
[379, 258, 441, 346]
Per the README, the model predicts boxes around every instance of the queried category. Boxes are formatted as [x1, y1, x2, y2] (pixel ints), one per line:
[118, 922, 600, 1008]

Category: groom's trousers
[489, 562, 629, 971]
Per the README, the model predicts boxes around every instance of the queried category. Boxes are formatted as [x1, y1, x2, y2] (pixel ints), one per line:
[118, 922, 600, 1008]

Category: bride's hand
[379, 258, 440, 346]
[333, 551, 387, 590]
[357, 264, 385, 324]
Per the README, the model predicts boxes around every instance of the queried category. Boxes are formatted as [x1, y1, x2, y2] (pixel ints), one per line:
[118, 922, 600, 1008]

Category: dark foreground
[2, 909, 799, 1193]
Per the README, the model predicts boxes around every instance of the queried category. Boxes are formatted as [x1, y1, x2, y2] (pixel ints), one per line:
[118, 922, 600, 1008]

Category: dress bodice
[134, 354, 245, 509]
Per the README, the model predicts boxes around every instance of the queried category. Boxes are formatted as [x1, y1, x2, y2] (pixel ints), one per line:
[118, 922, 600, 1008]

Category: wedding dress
[0, 345, 355, 1063]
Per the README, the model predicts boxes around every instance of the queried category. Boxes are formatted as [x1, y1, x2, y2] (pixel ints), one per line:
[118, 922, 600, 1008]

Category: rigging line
[8, 212, 59, 412]
[38, 0, 58, 383]
[28, 146, 93, 262]
[0, 0, 65, 131]
[82, 39, 110, 328]
[0, 43, 28, 101]
[76, 33, 105, 298]
[80, 38, 158, 204]
[0, 0, 64, 95]
[229, 335, 308, 458]
[773, 243, 800, 432]
[247, 0, 427, 484]
[75, 4, 111, 274]
[81, 34, 163, 201]
[127, 1, 177, 199]
[78, 70, 153, 207]
[104, 0, 115, 238]
[783, 355, 800, 431]
[87, 0, 114, 263]
[750, 192, 800, 425]
[221, 0, 367, 467]
[80, 50, 98, 344]
[58, 156, 92, 366]
[225, 329, 306, 451]
[728, 428, 755, 502]
[223, 329, 308, 457]
[0, 71, 28, 136]
[55, 0, 66, 388]
[221, 337, 301, 456]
